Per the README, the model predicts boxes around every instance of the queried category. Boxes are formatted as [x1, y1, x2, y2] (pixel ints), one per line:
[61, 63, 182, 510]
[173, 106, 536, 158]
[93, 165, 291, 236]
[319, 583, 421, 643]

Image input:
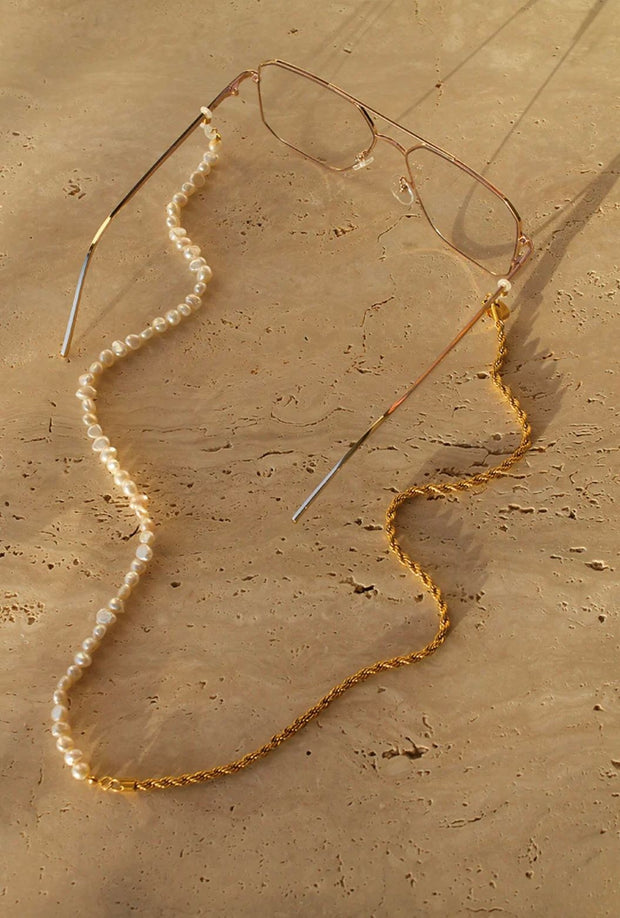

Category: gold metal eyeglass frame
[61, 59, 533, 521]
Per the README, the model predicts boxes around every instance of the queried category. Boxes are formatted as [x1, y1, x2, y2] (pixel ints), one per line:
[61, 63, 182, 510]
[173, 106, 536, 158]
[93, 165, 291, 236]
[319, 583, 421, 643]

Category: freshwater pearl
[197, 265, 213, 283]
[67, 664, 84, 682]
[65, 748, 83, 766]
[56, 735, 74, 752]
[204, 151, 219, 165]
[92, 624, 108, 640]
[166, 215, 180, 228]
[79, 373, 94, 387]
[189, 257, 207, 273]
[185, 294, 201, 309]
[183, 245, 201, 261]
[51, 721, 70, 737]
[175, 236, 192, 251]
[106, 458, 120, 474]
[82, 636, 99, 654]
[197, 161, 211, 176]
[81, 398, 96, 413]
[96, 608, 116, 626]
[108, 597, 124, 613]
[99, 349, 115, 367]
[111, 339, 128, 357]
[166, 202, 180, 217]
[118, 584, 131, 601]
[72, 761, 90, 781]
[190, 170, 205, 188]
[169, 225, 187, 237]
[166, 309, 181, 326]
[140, 326, 154, 341]
[131, 559, 147, 574]
[126, 334, 141, 350]
[172, 192, 188, 207]
[136, 544, 153, 563]
[122, 480, 138, 496]
[57, 676, 72, 692]
[82, 412, 98, 426]
[125, 570, 140, 587]
[139, 530, 155, 545]
[92, 436, 110, 452]
[89, 361, 104, 376]
[74, 650, 92, 668]
[87, 424, 103, 439]
[129, 494, 148, 508]
[193, 282, 207, 296]
[100, 447, 117, 463]
[51, 705, 68, 722]
[76, 385, 97, 399]
[178, 303, 192, 318]
[181, 181, 196, 196]
[52, 689, 67, 705]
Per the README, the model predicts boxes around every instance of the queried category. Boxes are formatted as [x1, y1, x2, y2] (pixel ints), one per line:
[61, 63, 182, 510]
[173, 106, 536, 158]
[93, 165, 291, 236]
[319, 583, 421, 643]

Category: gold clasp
[97, 775, 138, 793]
[485, 278, 511, 320]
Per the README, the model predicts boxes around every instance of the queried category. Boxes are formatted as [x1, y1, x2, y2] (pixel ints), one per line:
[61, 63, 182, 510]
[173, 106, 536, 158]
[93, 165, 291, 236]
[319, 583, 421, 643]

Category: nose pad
[391, 175, 415, 207]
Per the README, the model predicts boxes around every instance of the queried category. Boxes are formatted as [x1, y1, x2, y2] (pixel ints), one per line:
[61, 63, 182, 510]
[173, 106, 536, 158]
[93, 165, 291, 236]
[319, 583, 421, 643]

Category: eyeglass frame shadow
[256, 59, 530, 281]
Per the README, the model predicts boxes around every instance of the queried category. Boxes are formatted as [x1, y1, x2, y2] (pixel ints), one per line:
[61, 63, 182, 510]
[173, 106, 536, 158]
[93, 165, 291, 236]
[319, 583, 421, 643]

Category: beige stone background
[1, 0, 618, 914]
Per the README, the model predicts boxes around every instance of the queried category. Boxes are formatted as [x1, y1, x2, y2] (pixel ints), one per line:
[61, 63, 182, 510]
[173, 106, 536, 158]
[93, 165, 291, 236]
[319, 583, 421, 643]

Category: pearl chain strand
[51, 108, 220, 785]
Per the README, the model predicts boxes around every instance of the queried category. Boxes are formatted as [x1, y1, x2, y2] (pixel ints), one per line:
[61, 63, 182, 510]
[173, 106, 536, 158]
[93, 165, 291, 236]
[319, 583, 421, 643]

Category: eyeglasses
[61, 59, 533, 519]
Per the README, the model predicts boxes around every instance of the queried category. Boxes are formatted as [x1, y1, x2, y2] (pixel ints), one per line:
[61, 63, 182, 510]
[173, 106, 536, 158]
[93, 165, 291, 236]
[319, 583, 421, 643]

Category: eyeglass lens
[258, 62, 374, 170]
[258, 61, 518, 276]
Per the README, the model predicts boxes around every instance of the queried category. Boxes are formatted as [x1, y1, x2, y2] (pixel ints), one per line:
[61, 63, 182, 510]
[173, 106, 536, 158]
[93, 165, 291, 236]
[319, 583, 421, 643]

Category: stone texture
[1, 1, 618, 915]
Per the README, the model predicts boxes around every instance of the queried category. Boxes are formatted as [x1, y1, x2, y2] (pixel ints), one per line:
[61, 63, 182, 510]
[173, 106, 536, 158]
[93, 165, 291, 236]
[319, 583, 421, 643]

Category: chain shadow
[506, 151, 620, 439]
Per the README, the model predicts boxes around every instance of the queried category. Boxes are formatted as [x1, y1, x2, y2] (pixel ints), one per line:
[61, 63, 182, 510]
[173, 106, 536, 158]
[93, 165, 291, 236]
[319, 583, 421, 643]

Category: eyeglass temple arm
[60, 70, 257, 358]
[292, 278, 513, 523]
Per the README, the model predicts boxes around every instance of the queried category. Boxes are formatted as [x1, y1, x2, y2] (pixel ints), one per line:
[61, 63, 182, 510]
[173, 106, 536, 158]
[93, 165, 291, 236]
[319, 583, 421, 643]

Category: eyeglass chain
[50, 109, 531, 792]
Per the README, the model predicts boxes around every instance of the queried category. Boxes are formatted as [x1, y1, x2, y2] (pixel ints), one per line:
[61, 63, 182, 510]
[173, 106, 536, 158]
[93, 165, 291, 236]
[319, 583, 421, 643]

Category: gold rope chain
[94, 302, 531, 793]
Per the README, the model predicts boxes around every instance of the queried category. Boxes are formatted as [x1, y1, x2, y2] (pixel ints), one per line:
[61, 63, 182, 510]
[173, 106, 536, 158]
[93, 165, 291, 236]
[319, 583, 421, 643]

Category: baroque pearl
[72, 761, 90, 781]
[111, 340, 128, 357]
[136, 544, 153, 563]
[96, 608, 116, 626]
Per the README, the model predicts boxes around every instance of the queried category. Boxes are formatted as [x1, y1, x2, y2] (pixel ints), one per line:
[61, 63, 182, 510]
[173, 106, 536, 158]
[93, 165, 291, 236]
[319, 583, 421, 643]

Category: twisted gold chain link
[94, 303, 531, 792]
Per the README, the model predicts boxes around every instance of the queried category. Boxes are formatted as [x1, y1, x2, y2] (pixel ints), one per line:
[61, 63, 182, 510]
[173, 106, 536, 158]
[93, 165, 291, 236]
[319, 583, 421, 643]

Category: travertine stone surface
[1, 1, 618, 915]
